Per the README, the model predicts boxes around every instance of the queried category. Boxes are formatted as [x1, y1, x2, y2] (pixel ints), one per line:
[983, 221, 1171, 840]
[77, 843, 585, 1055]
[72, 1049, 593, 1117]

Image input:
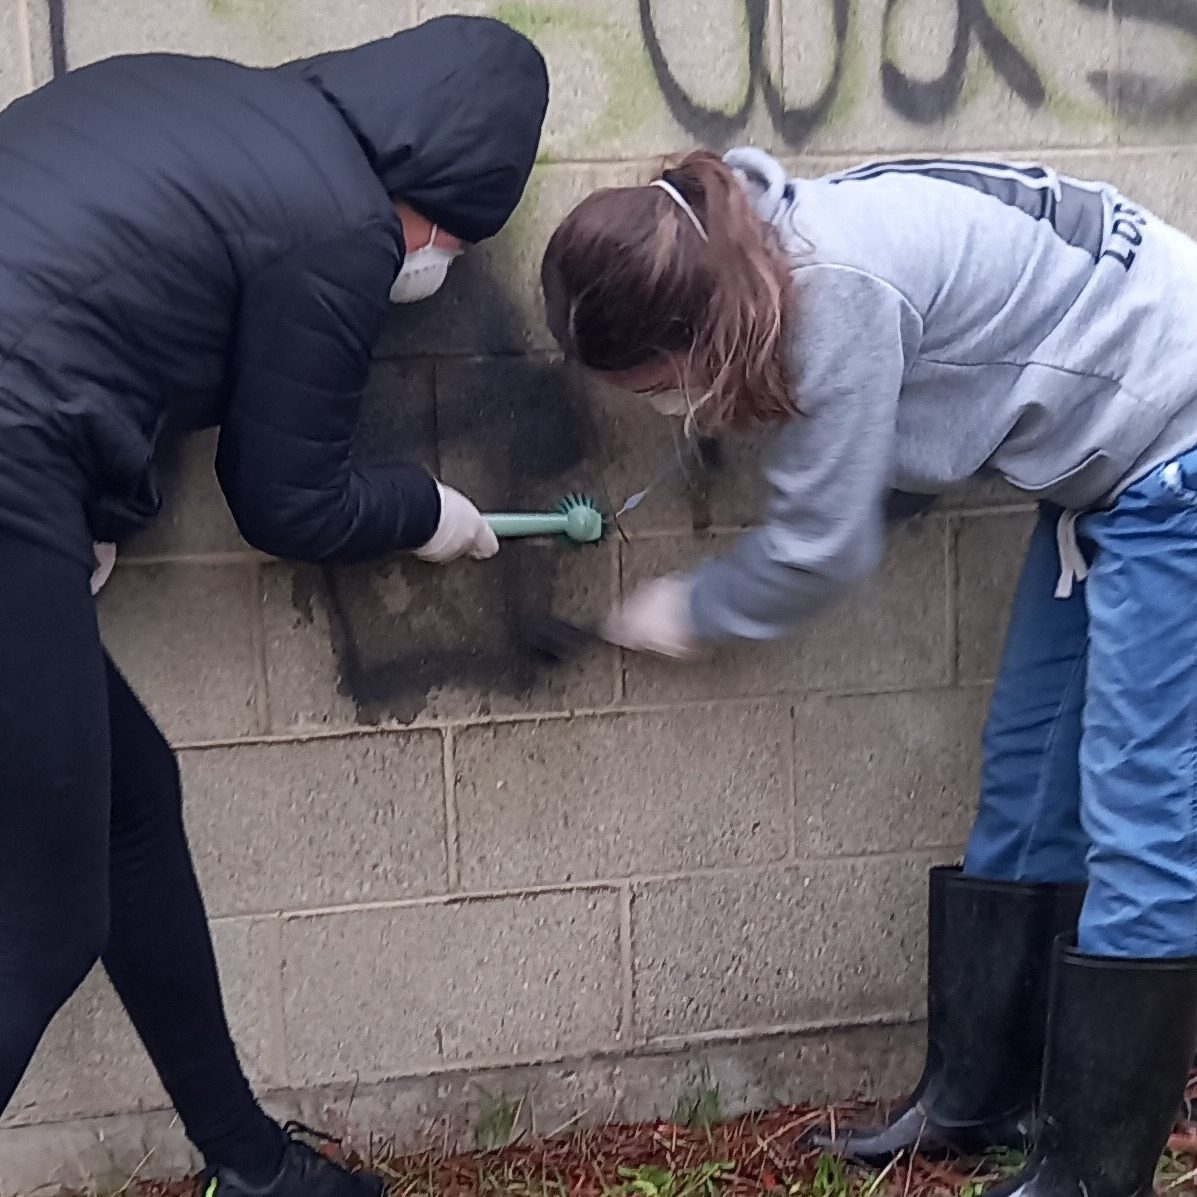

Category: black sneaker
[202, 1122, 384, 1197]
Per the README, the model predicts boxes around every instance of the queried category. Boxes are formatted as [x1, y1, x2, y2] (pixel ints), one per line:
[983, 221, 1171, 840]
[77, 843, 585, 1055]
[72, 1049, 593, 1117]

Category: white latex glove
[602, 573, 698, 660]
[413, 482, 500, 564]
[91, 542, 116, 595]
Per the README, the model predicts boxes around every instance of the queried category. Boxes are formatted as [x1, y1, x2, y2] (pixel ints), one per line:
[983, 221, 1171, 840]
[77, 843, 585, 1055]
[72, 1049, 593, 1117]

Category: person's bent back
[0, 16, 547, 566]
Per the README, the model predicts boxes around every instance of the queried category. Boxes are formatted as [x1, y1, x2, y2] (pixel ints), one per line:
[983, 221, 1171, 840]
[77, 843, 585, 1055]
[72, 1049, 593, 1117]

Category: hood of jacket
[290, 15, 549, 243]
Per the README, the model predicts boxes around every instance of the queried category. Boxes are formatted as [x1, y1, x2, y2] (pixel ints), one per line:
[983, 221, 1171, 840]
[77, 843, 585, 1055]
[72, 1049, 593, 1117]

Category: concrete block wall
[5, 0, 1197, 1189]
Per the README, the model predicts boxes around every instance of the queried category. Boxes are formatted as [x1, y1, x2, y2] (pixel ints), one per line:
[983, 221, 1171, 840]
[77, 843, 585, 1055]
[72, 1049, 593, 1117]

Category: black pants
[0, 530, 278, 1173]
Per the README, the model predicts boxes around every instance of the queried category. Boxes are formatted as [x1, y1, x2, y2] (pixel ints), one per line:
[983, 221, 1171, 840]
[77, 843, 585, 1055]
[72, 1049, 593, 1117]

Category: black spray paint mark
[637, 0, 1197, 146]
[291, 540, 576, 725]
[47, 0, 67, 77]
[639, 0, 849, 147]
[1087, 0, 1197, 120]
[881, 0, 1044, 124]
[292, 257, 607, 725]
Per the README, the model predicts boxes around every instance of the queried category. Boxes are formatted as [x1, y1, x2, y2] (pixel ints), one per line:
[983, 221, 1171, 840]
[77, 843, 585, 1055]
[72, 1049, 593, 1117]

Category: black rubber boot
[986, 945, 1197, 1197]
[202, 1123, 383, 1197]
[815, 866, 1085, 1164]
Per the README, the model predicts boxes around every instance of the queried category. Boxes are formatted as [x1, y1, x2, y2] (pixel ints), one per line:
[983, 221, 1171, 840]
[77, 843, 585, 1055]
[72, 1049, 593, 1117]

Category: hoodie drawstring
[1054, 509, 1089, 599]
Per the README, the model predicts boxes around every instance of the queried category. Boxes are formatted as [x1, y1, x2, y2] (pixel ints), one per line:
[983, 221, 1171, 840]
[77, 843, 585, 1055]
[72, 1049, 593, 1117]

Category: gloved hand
[413, 482, 500, 564]
[601, 573, 698, 659]
[91, 542, 116, 595]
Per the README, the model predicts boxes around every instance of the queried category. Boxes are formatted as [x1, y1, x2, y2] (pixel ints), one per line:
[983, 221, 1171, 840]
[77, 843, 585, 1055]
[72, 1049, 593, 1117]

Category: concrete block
[22, 0, 54, 91]
[98, 562, 265, 742]
[455, 704, 792, 889]
[354, 358, 438, 471]
[0, 1108, 198, 1196]
[632, 855, 936, 1040]
[1077, 149, 1197, 239]
[180, 733, 448, 917]
[0, 3, 34, 110]
[3, 917, 279, 1127]
[64, 0, 419, 67]
[280, 890, 621, 1085]
[283, 1021, 919, 1154]
[206, 915, 288, 1088]
[583, 375, 771, 535]
[376, 163, 648, 359]
[794, 689, 986, 856]
[1108, 10, 1197, 145]
[259, 539, 617, 729]
[793, 0, 1115, 156]
[3, 968, 162, 1129]
[622, 515, 951, 704]
[258, 562, 359, 732]
[619, 0, 777, 147]
[435, 355, 602, 512]
[936, 475, 1034, 511]
[123, 429, 251, 560]
[955, 510, 1036, 683]
[375, 243, 532, 361]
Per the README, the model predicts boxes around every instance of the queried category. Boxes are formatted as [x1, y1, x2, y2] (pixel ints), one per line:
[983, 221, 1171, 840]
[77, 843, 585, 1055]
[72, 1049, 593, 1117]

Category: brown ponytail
[541, 151, 796, 430]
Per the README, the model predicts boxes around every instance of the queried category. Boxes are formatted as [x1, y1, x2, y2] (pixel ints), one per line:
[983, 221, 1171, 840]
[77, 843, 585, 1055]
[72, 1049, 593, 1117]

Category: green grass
[672, 1072, 723, 1132]
[474, 1091, 528, 1153]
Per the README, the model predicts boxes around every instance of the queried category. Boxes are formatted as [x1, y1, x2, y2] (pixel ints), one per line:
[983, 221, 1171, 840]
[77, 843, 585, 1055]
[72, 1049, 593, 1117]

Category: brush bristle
[557, 493, 607, 544]
[557, 492, 602, 513]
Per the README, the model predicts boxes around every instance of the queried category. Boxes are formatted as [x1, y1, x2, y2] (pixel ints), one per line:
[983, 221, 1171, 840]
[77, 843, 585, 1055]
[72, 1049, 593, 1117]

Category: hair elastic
[649, 178, 709, 243]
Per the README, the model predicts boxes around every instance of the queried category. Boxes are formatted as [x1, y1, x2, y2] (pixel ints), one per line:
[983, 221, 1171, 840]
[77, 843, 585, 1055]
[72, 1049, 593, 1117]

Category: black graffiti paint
[638, 0, 849, 147]
[640, 0, 1046, 145]
[47, 0, 68, 76]
[287, 254, 618, 724]
[881, 0, 1044, 124]
[641, 0, 1197, 145]
[1087, 0, 1197, 121]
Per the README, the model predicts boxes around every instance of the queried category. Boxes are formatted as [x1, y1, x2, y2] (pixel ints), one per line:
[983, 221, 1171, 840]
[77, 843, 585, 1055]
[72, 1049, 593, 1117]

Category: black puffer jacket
[0, 17, 547, 567]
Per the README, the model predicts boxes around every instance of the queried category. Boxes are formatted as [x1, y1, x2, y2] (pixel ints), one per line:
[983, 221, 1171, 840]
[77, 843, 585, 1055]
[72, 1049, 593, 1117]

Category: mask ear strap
[649, 179, 709, 243]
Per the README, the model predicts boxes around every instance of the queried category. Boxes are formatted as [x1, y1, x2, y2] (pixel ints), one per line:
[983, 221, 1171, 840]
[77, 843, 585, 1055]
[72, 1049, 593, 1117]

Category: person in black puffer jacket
[0, 18, 546, 1196]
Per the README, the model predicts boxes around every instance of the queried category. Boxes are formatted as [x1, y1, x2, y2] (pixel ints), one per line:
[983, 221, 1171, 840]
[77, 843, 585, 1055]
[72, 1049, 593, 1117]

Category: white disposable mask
[647, 389, 689, 416]
[389, 226, 461, 304]
[647, 388, 711, 418]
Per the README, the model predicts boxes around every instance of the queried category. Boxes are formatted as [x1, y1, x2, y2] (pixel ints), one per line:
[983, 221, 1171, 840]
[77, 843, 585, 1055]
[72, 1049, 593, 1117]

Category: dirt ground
[55, 1083, 1197, 1197]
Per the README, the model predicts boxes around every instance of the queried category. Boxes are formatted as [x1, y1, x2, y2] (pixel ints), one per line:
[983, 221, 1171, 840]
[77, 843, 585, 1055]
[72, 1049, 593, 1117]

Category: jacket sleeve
[216, 221, 441, 563]
[688, 264, 920, 643]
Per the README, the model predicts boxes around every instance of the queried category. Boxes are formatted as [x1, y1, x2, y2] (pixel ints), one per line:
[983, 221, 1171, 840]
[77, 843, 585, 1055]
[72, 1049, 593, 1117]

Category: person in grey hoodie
[541, 148, 1197, 1197]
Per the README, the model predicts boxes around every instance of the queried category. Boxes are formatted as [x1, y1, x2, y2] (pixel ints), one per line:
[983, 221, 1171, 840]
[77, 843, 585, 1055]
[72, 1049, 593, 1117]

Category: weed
[618, 1162, 732, 1197]
[672, 1071, 723, 1131]
[981, 1148, 1026, 1177]
[809, 1154, 855, 1197]
[474, 1090, 527, 1153]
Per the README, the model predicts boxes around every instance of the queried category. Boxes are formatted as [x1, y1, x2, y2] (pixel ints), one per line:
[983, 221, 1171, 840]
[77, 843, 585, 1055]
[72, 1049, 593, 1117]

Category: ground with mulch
[53, 1089, 1197, 1197]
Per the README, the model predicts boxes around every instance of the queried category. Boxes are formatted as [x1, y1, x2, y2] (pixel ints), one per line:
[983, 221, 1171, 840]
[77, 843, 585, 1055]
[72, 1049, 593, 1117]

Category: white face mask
[647, 388, 711, 418]
[389, 225, 461, 304]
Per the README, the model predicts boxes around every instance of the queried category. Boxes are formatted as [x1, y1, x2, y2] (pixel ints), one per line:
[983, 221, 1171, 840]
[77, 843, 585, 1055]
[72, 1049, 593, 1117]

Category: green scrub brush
[484, 493, 606, 544]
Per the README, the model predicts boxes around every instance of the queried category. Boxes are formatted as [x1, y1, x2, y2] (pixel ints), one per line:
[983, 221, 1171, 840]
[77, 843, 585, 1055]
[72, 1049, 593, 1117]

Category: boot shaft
[812, 869, 1087, 1163]
[1033, 947, 1197, 1197]
[927, 869, 1085, 1121]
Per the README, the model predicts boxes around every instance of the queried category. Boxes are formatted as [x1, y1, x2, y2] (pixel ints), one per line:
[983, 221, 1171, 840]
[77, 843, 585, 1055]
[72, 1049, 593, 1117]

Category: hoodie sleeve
[688, 264, 919, 642]
[216, 220, 441, 563]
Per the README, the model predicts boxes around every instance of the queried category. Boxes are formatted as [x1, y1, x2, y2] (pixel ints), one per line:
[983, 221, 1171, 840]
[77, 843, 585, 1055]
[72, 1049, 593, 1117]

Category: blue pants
[964, 446, 1197, 958]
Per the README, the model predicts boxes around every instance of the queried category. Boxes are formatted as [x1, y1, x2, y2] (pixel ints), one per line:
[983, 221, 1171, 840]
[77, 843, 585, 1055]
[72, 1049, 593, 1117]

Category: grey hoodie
[689, 147, 1197, 643]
